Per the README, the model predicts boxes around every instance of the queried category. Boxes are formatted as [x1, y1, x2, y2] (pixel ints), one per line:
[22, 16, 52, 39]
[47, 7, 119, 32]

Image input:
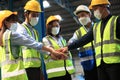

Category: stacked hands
[50, 47, 69, 60]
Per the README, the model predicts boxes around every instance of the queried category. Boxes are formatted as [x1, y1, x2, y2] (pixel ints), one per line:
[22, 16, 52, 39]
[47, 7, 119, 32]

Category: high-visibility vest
[22, 24, 41, 68]
[0, 46, 2, 80]
[93, 16, 120, 66]
[75, 27, 95, 70]
[44, 36, 75, 79]
[1, 30, 28, 80]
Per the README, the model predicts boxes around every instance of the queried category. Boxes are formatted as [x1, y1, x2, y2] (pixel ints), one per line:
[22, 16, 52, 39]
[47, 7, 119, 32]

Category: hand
[57, 47, 68, 53]
[51, 49, 68, 60]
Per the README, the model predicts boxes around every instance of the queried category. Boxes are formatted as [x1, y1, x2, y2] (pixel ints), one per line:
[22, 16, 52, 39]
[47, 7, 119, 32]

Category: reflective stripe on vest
[93, 16, 120, 66]
[2, 30, 28, 80]
[45, 36, 75, 78]
[22, 24, 41, 68]
[47, 66, 74, 73]
[2, 69, 26, 78]
[76, 27, 94, 61]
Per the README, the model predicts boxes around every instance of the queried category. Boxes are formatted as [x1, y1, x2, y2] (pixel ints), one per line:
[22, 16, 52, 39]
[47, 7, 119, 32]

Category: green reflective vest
[44, 36, 75, 79]
[93, 16, 120, 66]
[22, 24, 41, 68]
[76, 26, 93, 52]
[1, 30, 28, 80]
[75, 27, 95, 70]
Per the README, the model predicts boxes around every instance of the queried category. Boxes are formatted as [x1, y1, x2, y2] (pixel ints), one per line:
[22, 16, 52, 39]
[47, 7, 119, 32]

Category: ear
[24, 12, 28, 18]
[4, 20, 8, 26]
[4, 20, 10, 28]
[88, 13, 91, 18]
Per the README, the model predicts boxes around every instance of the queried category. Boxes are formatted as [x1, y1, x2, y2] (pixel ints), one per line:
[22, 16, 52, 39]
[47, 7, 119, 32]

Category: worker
[42, 15, 75, 80]
[16, 0, 45, 80]
[58, 0, 120, 80]
[68, 5, 98, 80]
[0, 10, 66, 80]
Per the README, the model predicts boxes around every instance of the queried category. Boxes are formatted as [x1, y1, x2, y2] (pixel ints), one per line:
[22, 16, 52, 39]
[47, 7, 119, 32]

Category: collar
[102, 14, 112, 22]
[23, 22, 33, 28]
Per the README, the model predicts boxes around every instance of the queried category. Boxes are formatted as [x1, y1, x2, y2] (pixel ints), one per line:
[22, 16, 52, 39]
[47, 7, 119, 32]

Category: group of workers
[0, 0, 120, 80]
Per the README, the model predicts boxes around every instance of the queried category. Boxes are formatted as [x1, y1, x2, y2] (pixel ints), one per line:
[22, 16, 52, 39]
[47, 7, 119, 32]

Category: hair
[0, 14, 18, 46]
[24, 10, 31, 15]
[46, 20, 61, 37]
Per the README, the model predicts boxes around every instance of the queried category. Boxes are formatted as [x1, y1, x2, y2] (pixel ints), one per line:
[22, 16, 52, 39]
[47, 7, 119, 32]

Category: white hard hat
[74, 5, 91, 16]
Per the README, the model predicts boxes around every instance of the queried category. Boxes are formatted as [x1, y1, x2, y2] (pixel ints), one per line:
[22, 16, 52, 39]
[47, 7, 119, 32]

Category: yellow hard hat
[89, 0, 110, 9]
[0, 10, 17, 29]
[24, 0, 42, 12]
[46, 16, 59, 26]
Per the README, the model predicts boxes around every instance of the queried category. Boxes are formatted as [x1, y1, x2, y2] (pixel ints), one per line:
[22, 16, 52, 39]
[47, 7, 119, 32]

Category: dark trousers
[84, 66, 98, 80]
[48, 71, 72, 80]
[97, 60, 120, 80]
[26, 67, 44, 80]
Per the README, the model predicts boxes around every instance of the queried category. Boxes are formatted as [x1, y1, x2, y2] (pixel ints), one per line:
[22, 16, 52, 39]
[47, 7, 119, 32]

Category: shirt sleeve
[11, 32, 43, 51]
[68, 28, 94, 50]
[42, 37, 52, 55]
[68, 31, 78, 45]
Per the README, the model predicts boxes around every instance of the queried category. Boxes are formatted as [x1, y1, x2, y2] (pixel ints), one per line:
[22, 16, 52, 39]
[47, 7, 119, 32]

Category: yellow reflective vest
[75, 26, 95, 70]
[22, 24, 41, 68]
[93, 16, 120, 66]
[44, 36, 75, 79]
[1, 30, 28, 80]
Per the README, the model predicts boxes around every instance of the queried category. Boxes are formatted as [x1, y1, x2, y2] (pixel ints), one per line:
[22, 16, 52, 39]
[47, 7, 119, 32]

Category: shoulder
[16, 23, 27, 34]
[42, 36, 49, 42]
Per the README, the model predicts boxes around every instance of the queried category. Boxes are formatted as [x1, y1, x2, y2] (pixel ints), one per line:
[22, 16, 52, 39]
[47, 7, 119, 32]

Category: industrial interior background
[0, 0, 120, 79]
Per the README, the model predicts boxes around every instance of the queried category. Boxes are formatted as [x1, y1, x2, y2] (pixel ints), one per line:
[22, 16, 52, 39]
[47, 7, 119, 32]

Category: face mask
[10, 22, 17, 32]
[30, 17, 39, 26]
[94, 9, 102, 20]
[51, 27, 60, 35]
[79, 17, 91, 26]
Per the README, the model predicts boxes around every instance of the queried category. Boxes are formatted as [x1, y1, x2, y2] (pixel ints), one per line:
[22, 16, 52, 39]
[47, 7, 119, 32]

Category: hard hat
[89, 0, 110, 9]
[46, 16, 59, 26]
[0, 10, 17, 29]
[24, 0, 42, 12]
[74, 5, 91, 16]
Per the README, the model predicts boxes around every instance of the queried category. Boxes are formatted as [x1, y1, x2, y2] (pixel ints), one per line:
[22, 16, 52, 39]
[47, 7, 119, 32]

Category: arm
[68, 31, 78, 45]
[58, 28, 94, 53]
[68, 28, 94, 50]
[10, 32, 66, 58]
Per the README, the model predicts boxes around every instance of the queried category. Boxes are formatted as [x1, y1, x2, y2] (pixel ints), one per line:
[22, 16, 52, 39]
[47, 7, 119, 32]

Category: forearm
[68, 30, 93, 50]
[11, 32, 43, 50]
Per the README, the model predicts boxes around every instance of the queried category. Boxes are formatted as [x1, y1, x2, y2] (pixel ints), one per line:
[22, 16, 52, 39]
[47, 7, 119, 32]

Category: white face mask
[79, 17, 91, 26]
[30, 17, 39, 26]
[51, 27, 60, 35]
[10, 22, 17, 32]
[94, 9, 102, 20]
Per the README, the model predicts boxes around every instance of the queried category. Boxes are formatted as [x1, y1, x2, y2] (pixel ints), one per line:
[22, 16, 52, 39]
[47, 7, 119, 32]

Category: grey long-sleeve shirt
[12, 22, 43, 51]
[10, 31, 43, 51]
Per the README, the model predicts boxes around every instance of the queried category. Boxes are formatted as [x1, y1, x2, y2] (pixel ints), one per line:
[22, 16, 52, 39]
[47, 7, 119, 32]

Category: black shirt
[68, 14, 120, 50]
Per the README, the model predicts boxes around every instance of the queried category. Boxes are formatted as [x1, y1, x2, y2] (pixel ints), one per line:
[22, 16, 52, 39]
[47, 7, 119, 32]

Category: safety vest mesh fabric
[22, 24, 41, 68]
[93, 16, 120, 66]
[76, 27, 93, 51]
[75, 27, 95, 70]
[1, 30, 28, 80]
[44, 36, 75, 79]
[0, 46, 2, 66]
